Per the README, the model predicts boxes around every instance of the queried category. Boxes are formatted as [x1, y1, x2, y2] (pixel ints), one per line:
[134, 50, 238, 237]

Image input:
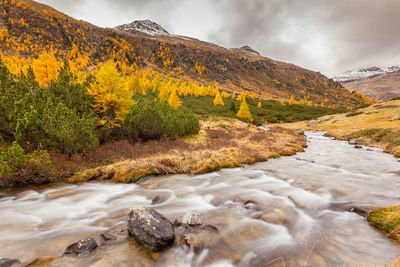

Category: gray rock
[151, 195, 161, 205]
[323, 116, 332, 121]
[183, 211, 201, 226]
[349, 139, 364, 145]
[348, 206, 375, 217]
[64, 237, 98, 257]
[127, 207, 175, 252]
[0, 258, 20, 267]
[392, 114, 400, 121]
[308, 120, 319, 127]
[354, 145, 362, 149]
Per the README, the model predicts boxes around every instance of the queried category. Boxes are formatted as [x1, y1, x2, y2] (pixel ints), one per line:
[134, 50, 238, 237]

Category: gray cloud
[37, 0, 400, 76]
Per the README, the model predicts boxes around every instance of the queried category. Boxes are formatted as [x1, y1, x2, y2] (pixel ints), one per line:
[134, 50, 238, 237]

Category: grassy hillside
[134, 93, 346, 125]
[276, 100, 400, 156]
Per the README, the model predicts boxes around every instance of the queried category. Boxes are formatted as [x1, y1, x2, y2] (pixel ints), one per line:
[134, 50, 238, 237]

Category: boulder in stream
[308, 120, 319, 127]
[0, 258, 20, 267]
[128, 207, 175, 252]
[64, 237, 98, 257]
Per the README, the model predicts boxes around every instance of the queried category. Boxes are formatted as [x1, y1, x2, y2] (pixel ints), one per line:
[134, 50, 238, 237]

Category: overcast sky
[36, 0, 400, 76]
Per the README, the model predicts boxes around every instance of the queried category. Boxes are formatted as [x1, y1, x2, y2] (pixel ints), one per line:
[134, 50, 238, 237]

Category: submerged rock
[128, 207, 175, 252]
[0, 258, 20, 267]
[151, 195, 161, 205]
[183, 211, 201, 226]
[64, 237, 98, 257]
[101, 223, 128, 243]
[348, 206, 375, 217]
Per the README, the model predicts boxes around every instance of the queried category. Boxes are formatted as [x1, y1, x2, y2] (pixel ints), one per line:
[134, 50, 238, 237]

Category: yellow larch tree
[257, 101, 262, 108]
[87, 61, 133, 127]
[32, 50, 60, 86]
[288, 96, 296, 105]
[237, 98, 253, 122]
[213, 90, 224, 106]
[168, 88, 182, 110]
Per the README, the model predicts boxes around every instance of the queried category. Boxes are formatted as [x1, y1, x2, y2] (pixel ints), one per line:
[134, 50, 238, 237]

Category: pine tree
[168, 88, 182, 110]
[213, 90, 224, 106]
[237, 98, 253, 122]
[87, 61, 133, 127]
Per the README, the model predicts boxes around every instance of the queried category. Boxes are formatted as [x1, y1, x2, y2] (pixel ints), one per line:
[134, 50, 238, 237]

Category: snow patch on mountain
[333, 65, 400, 83]
[115, 20, 169, 36]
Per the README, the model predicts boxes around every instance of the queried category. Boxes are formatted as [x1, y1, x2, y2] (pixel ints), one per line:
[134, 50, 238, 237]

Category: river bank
[274, 100, 400, 157]
[68, 116, 306, 184]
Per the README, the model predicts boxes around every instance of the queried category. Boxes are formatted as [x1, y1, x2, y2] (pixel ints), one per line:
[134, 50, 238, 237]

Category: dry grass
[367, 205, 400, 241]
[69, 117, 306, 183]
[273, 100, 400, 156]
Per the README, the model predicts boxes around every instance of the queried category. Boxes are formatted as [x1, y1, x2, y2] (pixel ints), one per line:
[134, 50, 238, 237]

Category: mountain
[333, 65, 400, 83]
[339, 71, 400, 101]
[115, 20, 169, 36]
[0, 0, 368, 107]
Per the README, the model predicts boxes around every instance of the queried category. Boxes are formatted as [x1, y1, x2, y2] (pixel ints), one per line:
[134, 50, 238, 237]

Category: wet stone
[128, 207, 175, 252]
[151, 195, 161, 205]
[349, 139, 364, 145]
[183, 211, 201, 226]
[0, 258, 20, 267]
[64, 237, 98, 257]
[348, 206, 375, 217]
[101, 223, 128, 243]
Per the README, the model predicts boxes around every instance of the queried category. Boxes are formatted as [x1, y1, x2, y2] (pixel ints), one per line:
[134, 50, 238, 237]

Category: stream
[0, 132, 400, 266]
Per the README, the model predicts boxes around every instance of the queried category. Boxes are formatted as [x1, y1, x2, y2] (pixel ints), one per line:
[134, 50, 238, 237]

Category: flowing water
[1, 132, 400, 266]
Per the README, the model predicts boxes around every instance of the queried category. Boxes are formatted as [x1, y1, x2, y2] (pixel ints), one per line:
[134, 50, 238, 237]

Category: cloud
[36, 0, 400, 76]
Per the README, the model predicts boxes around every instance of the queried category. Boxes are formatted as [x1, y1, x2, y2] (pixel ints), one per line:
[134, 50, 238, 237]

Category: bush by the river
[123, 98, 200, 141]
[0, 142, 54, 187]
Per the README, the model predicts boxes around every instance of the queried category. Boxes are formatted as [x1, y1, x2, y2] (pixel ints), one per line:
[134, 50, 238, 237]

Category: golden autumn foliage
[168, 88, 182, 110]
[213, 90, 224, 106]
[32, 50, 60, 86]
[257, 102, 262, 108]
[288, 96, 296, 105]
[237, 98, 253, 122]
[88, 61, 133, 127]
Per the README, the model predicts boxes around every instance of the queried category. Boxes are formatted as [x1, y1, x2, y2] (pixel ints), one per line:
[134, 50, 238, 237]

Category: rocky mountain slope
[333, 66, 400, 101]
[0, 0, 368, 107]
[115, 20, 169, 36]
[333, 66, 400, 83]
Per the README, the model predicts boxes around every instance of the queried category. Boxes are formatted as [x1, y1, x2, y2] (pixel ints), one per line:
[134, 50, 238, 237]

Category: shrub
[0, 142, 53, 187]
[0, 62, 99, 154]
[124, 98, 200, 141]
[10, 90, 99, 154]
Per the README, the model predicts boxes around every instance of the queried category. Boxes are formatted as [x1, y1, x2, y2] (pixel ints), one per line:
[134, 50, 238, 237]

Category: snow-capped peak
[115, 20, 169, 36]
[332, 65, 400, 83]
